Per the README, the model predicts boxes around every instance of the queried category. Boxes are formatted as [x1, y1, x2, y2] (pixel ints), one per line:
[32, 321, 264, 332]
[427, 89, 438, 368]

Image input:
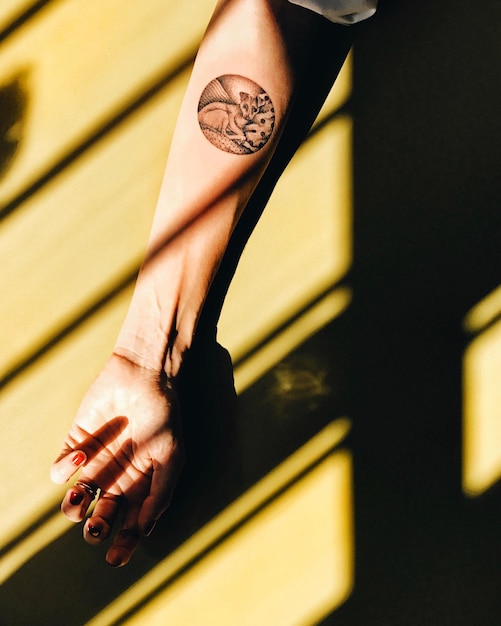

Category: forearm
[115, 0, 320, 378]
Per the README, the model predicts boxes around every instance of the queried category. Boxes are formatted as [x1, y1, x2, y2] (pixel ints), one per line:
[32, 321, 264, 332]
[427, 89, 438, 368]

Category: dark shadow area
[0, 71, 28, 180]
[328, 0, 501, 624]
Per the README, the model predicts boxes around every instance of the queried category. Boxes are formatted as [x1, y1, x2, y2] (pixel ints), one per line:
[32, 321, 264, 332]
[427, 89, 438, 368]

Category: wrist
[115, 327, 193, 382]
[114, 264, 198, 380]
[114, 270, 179, 376]
[113, 335, 167, 376]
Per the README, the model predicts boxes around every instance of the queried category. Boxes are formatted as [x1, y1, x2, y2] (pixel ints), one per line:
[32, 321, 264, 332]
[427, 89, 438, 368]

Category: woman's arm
[114, 0, 321, 378]
[50, 0, 352, 568]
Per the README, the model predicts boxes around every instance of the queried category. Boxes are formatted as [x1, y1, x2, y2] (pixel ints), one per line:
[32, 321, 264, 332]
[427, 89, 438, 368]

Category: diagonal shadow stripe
[232, 279, 351, 370]
[0, 418, 349, 622]
[0, 105, 348, 392]
[0, 0, 56, 45]
[112, 441, 343, 625]
[0, 259, 139, 390]
[0, 50, 196, 223]
[0, 501, 60, 560]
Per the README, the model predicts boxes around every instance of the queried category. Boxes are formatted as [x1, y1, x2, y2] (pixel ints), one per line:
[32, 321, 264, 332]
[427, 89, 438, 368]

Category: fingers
[58, 462, 126, 525]
[138, 448, 184, 536]
[62, 486, 142, 567]
[50, 416, 129, 484]
[60, 462, 181, 567]
[106, 529, 141, 568]
[61, 478, 98, 522]
[56, 438, 133, 536]
[80, 487, 140, 568]
[53, 422, 182, 566]
[50, 450, 87, 485]
[59, 447, 129, 524]
[80, 490, 139, 568]
[84, 492, 122, 545]
[106, 502, 142, 568]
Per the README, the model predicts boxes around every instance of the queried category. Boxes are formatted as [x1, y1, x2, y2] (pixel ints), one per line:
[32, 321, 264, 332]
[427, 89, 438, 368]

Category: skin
[50, 0, 353, 567]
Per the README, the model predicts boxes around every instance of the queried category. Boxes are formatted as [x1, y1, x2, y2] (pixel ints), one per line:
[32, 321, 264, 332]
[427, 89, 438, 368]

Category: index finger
[50, 450, 87, 484]
[50, 416, 129, 484]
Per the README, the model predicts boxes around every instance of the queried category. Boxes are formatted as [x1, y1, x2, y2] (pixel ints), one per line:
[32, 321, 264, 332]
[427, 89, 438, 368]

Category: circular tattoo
[198, 75, 275, 155]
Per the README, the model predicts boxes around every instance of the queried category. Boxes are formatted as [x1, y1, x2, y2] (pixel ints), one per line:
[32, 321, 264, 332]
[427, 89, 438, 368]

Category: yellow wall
[0, 2, 355, 624]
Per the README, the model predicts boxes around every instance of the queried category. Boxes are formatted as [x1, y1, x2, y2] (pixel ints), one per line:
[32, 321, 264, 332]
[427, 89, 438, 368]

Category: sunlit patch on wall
[463, 285, 501, 496]
[0, 71, 28, 180]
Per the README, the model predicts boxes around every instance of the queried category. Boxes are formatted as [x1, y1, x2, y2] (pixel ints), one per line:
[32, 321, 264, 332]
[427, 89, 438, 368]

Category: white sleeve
[287, 0, 378, 24]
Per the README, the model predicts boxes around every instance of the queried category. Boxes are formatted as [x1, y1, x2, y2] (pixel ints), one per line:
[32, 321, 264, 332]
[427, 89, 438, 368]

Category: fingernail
[144, 520, 157, 537]
[71, 451, 86, 466]
[70, 491, 84, 506]
[88, 523, 102, 537]
[107, 556, 123, 568]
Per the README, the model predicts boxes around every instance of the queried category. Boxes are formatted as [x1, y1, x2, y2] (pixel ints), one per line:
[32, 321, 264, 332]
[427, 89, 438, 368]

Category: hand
[50, 352, 184, 567]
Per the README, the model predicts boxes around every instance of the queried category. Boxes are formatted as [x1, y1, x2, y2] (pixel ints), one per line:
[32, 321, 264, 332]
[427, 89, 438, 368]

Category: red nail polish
[70, 491, 84, 505]
[71, 451, 85, 466]
[88, 523, 102, 537]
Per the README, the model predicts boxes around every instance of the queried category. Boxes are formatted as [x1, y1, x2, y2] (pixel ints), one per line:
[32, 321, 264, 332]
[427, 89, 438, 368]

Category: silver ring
[75, 481, 98, 499]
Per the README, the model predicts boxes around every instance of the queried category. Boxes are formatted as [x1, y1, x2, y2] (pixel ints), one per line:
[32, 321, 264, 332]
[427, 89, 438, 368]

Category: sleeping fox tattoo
[198, 75, 275, 155]
[198, 92, 258, 142]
